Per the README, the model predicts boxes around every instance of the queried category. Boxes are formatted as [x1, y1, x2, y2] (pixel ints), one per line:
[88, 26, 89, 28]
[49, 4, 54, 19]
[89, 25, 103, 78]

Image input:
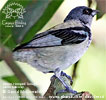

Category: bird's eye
[83, 9, 92, 15]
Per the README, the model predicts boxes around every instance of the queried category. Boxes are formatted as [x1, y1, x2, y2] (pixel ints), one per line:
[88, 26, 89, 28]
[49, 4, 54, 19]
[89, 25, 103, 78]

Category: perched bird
[13, 6, 98, 94]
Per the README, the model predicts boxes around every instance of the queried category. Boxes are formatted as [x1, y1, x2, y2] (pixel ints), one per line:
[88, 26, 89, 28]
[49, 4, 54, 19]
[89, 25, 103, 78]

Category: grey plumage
[13, 6, 98, 93]
[13, 20, 91, 73]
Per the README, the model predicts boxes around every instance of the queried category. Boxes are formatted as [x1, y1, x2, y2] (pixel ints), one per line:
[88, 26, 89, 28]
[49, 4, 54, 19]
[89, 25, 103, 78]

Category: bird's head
[64, 6, 99, 28]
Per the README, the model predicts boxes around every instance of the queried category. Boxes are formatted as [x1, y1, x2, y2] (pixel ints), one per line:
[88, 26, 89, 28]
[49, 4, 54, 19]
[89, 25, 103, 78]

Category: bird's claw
[56, 87, 77, 95]
[51, 69, 77, 95]
[61, 71, 73, 84]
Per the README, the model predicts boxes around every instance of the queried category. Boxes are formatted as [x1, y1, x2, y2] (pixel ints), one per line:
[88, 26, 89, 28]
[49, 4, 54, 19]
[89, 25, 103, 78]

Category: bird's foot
[56, 87, 77, 95]
[53, 68, 77, 95]
[61, 71, 73, 84]
[51, 73, 77, 95]
[51, 75, 77, 95]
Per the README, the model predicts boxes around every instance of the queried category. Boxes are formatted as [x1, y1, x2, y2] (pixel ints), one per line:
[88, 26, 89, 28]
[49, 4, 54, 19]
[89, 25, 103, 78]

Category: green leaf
[2, 75, 21, 83]
[2, 75, 29, 100]
[96, 12, 104, 19]
[2, 75, 25, 91]
[22, 0, 64, 43]
[96, 0, 106, 19]
[13, 0, 51, 43]
[0, 0, 31, 49]
[96, 5, 105, 20]
[0, 0, 63, 50]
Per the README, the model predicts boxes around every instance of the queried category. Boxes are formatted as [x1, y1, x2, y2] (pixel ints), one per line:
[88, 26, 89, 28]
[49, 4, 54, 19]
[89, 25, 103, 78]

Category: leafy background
[0, 0, 106, 100]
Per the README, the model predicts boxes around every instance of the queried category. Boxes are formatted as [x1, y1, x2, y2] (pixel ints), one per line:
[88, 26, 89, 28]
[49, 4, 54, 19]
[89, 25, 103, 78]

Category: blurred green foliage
[0, 0, 63, 100]
[2, 76, 28, 100]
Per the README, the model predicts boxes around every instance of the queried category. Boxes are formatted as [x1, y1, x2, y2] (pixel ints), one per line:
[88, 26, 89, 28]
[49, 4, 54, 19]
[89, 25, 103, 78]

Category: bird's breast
[32, 37, 91, 71]
[60, 37, 91, 70]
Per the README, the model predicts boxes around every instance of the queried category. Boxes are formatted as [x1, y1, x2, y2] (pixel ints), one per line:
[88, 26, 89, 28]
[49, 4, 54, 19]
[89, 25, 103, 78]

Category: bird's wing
[13, 21, 90, 51]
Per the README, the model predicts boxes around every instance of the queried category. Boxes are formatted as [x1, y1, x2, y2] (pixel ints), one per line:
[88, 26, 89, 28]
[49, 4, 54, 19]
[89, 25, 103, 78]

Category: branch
[0, 44, 46, 100]
[72, 61, 79, 81]
[44, 75, 94, 100]
[87, 0, 92, 7]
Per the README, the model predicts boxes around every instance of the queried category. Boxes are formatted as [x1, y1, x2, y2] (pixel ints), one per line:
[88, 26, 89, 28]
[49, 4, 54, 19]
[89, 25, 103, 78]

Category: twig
[88, 0, 92, 7]
[72, 61, 79, 81]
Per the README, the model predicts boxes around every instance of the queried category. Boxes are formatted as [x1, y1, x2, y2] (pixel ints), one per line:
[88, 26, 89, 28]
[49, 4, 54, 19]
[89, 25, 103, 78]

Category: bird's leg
[53, 68, 77, 94]
[61, 71, 73, 84]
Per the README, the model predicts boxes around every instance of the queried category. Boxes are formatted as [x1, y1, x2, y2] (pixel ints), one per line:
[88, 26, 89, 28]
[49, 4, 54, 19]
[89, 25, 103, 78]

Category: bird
[13, 6, 98, 94]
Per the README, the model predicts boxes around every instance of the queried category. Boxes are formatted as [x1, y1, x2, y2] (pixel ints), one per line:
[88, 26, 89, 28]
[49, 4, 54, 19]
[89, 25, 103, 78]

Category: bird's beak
[92, 10, 99, 17]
